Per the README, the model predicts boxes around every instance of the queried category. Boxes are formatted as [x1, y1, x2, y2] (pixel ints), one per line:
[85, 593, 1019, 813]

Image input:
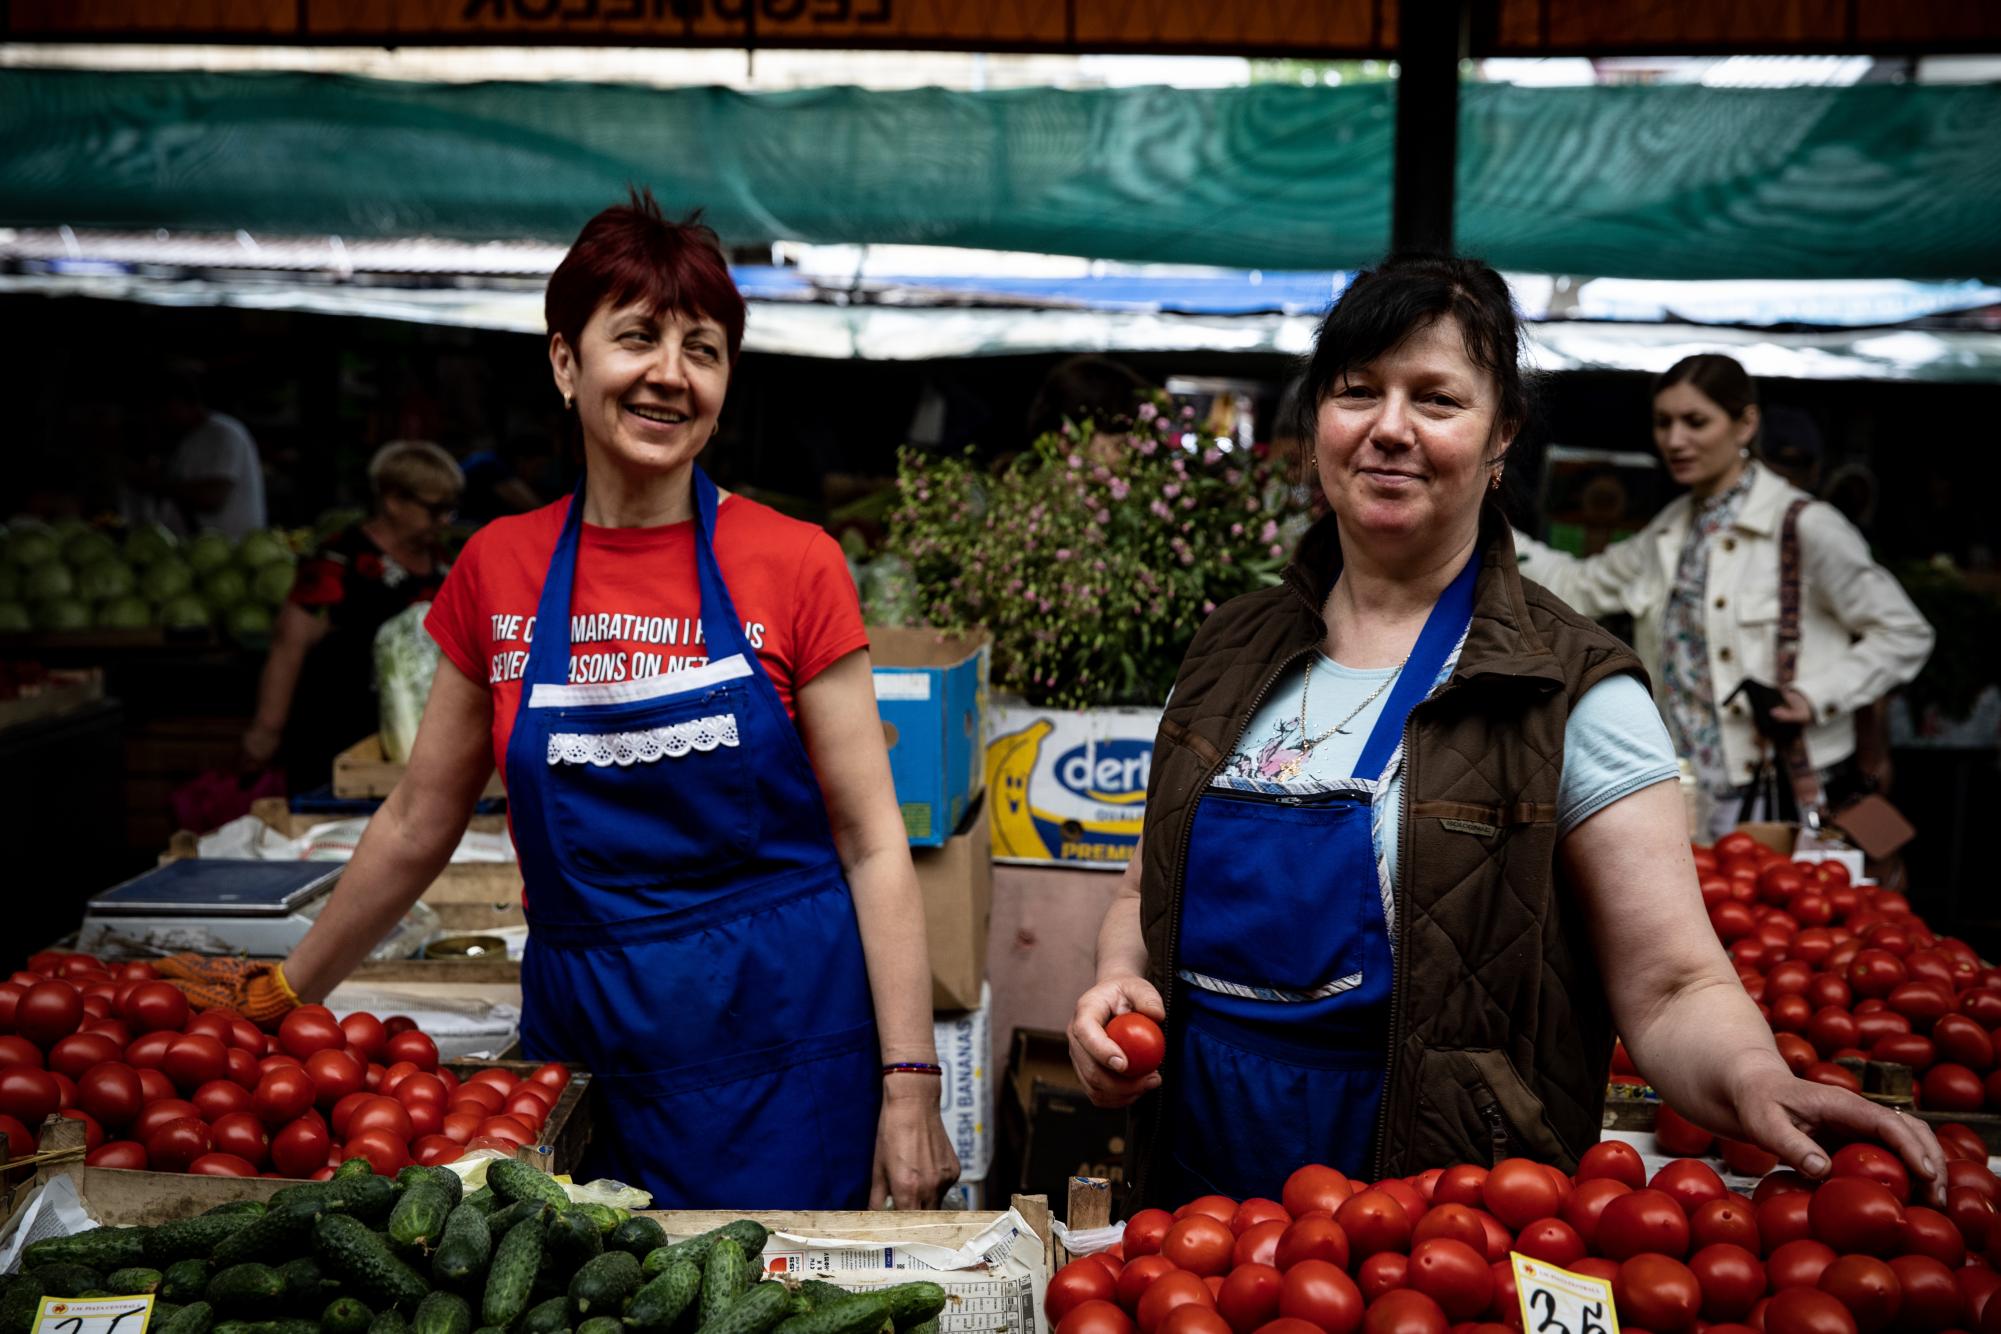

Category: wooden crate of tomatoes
[0, 948, 591, 1191]
[1047, 1148, 1998, 1334]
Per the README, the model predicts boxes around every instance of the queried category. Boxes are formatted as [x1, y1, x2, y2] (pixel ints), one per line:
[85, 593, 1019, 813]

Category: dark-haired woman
[1065, 257, 1943, 1207]
[160, 193, 958, 1209]
[1514, 354, 1932, 841]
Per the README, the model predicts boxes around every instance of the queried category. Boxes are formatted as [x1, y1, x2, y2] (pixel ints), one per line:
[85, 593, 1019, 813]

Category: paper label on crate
[875, 673, 934, 702]
[987, 701, 1160, 868]
[1511, 1255, 1619, 1334]
[34, 1296, 155, 1334]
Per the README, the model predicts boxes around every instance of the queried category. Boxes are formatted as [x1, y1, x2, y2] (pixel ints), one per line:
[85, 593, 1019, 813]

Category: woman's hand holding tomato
[1070, 975, 1167, 1108]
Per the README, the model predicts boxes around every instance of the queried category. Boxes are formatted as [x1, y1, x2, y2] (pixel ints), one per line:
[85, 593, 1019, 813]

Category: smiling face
[551, 299, 731, 478]
[1312, 314, 1511, 555]
[1653, 380, 1757, 498]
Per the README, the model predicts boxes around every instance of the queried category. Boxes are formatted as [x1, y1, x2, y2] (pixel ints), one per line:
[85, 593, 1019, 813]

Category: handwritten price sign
[33, 1296, 154, 1334]
[1511, 1254, 1620, 1334]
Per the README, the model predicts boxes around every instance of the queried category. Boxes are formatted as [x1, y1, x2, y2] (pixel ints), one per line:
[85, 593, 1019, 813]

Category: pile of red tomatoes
[1692, 834, 2001, 1114]
[0, 949, 569, 1177]
[1047, 1148, 2001, 1334]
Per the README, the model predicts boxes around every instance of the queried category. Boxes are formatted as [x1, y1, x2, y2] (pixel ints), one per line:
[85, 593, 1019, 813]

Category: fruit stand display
[1048, 1148, 2001, 1334]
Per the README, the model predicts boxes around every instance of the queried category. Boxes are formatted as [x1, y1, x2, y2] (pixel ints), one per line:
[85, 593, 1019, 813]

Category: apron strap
[1352, 552, 1481, 783]
[521, 482, 589, 686]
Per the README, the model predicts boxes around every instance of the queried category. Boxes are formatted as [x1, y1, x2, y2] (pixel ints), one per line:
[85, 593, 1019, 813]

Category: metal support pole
[1391, 0, 1472, 256]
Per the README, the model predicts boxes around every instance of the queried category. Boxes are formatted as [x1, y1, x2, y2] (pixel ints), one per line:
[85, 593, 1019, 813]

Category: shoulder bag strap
[1776, 498, 1824, 819]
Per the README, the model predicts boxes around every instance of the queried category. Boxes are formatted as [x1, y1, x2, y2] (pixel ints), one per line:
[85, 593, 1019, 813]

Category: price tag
[33, 1296, 154, 1334]
[1511, 1253, 1619, 1334]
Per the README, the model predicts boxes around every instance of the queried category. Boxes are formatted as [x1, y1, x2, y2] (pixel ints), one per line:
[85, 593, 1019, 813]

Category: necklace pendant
[1274, 760, 1301, 783]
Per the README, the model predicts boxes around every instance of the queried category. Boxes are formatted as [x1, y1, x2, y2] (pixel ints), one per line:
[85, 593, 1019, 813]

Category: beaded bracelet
[881, 1062, 944, 1077]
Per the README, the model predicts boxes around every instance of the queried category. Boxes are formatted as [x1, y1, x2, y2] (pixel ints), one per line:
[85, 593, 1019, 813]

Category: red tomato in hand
[1218, 1266, 1283, 1334]
[1106, 1014, 1166, 1078]
[1162, 1216, 1235, 1277]
[1277, 1260, 1363, 1334]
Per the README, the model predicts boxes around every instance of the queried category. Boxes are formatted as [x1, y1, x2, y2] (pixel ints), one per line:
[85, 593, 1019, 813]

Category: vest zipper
[1135, 643, 1314, 1207]
[1476, 1097, 1514, 1163]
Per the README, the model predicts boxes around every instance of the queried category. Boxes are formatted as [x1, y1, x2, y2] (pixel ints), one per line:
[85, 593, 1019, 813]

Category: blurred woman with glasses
[241, 440, 464, 790]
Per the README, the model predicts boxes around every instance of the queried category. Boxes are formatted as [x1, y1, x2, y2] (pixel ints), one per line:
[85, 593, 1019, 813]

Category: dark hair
[1026, 355, 1154, 442]
[1293, 253, 1529, 450]
[1653, 354, 1758, 422]
[545, 187, 746, 365]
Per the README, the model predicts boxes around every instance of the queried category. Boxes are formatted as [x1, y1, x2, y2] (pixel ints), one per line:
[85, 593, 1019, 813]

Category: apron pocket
[1171, 1018, 1385, 1196]
[584, 1031, 879, 1210]
[538, 684, 760, 888]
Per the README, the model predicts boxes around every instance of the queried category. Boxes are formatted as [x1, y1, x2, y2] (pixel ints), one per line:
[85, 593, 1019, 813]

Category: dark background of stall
[2, 294, 1997, 966]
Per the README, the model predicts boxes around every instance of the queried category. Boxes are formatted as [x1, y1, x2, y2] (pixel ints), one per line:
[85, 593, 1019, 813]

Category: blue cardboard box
[870, 626, 989, 847]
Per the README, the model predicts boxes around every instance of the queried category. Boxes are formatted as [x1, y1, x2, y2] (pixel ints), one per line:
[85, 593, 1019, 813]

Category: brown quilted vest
[1130, 504, 1648, 1201]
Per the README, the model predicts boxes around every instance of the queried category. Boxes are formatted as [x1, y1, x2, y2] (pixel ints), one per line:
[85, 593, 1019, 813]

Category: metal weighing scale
[78, 860, 348, 958]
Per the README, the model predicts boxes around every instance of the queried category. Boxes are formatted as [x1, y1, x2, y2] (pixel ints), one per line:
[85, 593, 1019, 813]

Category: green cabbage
[141, 560, 195, 603]
[186, 532, 234, 574]
[225, 603, 274, 642]
[96, 596, 153, 629]
[124, 523, 180, 567]
[5, 530, 58, 569]
[200, 567, 248, 611]
[34, 599, 92, 631]
[0, 602, 29, 633]
[62, 530, 118, 569]
[158, 595, 212, 630]
[236, 530, 295, 569]
[77, 560, 136, 602]
[252, 562, 296, 606]
[374, 602, 440, 764]
[24, 563, 74, 602]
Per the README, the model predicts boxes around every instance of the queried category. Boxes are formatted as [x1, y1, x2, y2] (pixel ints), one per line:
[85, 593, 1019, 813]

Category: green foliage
[888, 395, 1314, 709]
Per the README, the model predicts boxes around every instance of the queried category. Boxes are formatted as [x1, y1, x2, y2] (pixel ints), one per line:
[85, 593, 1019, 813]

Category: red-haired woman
[160, 192, 959, 1208]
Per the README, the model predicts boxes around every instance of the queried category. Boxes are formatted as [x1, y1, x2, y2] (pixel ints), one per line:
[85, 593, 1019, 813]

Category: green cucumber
[623, 1261, 701, 1331]
[576, 1319, 623, 1334]
[323, 1297, 376, 1334]
[336, 1157, 376, 1179]
[877, 1283, 947, 1329]
[212, 1200, 324, 1268]
[797, 1282, 855, 1312]
[432, 1202, 495, 1289]
[0, 1282, 41, 1334]
[698, 1241, 746, 1328]
[145, 1213, 258, 1264]
[162, 1260, 213, 1304]
[695, 1281, 792, 1334]
[266, 1183, 330, 1212]
[546, 1208, 603, 1273]
[156, 1302, 215, 1334]
[103, 1267, 162, 1295]
[327, 1173, 399, 1224]
[567, 1251, 641, 1321]
[903, 1321, 938, 1334]
[487, 1161, 569, 1209]
[607, 1217, 666, 1260]
[211, 1321, 318, 1334]
[481, 1206, 548, 1329]
[206, 1263, 287, 1318]
[572, 1204, 623, 1236]
[275, 1257, 339, 1312]
[649, 1220, 771, 1277]
[414, 1291, 474, 1334]
[770, 1295, 892, 1334]
[24, 1227, 150, 1272]
[201, 1201, 267, 1217]
[26, 1264, 104, 1299]
[368, 1312, 412, 1334]
[486, 1200, 546, 1237]
[389, 1182, 454, 1252]
[312, 1213, 430, 1309]
[460, 1188, 496, 1215]
[520, 1295, 572, 1333]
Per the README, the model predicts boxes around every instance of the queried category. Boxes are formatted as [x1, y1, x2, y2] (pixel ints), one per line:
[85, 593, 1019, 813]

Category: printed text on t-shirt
[485, 612, 768, 685]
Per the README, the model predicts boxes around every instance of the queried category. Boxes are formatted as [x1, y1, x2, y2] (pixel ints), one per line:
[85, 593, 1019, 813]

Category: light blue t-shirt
[1213, 657, 1679, 890]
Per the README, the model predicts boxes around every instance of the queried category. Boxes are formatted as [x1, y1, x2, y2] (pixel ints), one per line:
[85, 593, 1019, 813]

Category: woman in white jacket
[1514, 355, 1933, 842]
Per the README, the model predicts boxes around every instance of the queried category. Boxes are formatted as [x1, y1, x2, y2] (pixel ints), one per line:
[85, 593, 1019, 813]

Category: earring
[1489, 470, 1504, 491]
[563, 394, 573, 411]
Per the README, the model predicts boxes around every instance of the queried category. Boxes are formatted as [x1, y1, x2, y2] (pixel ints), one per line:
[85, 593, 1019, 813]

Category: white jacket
[1513, 465, 1934, 789]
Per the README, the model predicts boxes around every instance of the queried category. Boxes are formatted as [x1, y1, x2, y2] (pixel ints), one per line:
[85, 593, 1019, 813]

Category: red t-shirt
[426, 495, 868, 777]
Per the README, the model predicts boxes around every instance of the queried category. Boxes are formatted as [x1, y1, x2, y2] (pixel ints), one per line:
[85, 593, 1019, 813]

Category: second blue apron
[1167, 554, 1479, 1200]
[503, 470, 879, 1207]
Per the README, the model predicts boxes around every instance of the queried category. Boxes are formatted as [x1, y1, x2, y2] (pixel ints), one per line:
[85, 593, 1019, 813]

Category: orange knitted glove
[153, 954, 301, 1027]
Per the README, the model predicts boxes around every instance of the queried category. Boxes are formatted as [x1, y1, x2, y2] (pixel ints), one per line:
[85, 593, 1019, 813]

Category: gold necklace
[1274, 655, 1407, 782]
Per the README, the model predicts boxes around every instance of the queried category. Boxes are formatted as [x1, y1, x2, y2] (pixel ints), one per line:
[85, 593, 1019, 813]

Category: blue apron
[1166, 554, 1479, 1201]
[504, 469, 880, 1208]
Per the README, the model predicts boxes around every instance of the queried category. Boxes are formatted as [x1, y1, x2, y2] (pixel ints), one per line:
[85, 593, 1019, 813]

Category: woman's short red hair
[545, 188, 746, 364]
